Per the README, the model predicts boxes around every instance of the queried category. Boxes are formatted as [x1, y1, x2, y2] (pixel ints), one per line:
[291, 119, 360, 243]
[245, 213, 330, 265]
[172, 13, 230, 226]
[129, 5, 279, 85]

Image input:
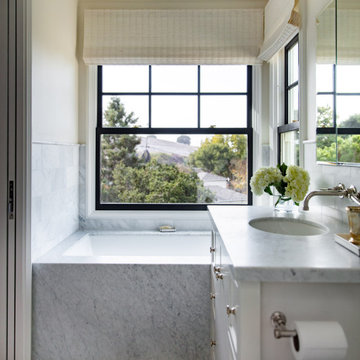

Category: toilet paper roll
[290, 321, 347, 360]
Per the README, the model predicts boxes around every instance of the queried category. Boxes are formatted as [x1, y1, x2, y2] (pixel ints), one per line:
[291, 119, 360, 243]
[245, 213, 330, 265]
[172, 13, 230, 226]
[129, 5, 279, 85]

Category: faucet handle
[347, 185, 357, 195]
[336, 183, 346, 191]
[320, 183, 346, 191]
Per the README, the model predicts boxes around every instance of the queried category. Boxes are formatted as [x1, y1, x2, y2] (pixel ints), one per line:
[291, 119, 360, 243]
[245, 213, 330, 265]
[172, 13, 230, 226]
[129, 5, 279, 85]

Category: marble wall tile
[32, 264, 211, 360]
[78, 144, 86, 222]
[32, 143, 80, 261]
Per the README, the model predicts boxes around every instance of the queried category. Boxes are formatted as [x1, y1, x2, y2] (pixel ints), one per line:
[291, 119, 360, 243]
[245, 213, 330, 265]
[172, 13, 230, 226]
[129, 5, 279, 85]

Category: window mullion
[97, 64, 253, 209]
[149, 65, 152, 128]
[197, 65, 200, 128]
[97, 66, 103, 128]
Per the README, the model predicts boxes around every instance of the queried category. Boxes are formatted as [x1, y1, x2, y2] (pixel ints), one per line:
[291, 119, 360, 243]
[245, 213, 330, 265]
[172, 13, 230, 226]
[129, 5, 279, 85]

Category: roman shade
[317, 2, 360, 65]
[258, 0, 300, 61]
[316, 4, 336, 64]
[82, 8, 264, 65]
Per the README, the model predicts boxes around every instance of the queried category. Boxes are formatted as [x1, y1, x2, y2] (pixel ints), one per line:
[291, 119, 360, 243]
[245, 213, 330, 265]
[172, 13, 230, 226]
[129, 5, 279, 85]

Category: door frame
[0, 0, 9, 356]
[14, 0, 32, 358]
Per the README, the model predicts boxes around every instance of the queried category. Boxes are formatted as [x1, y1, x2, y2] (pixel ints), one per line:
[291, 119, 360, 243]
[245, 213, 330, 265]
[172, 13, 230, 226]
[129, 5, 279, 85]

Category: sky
[317, 64, 360, 124]
[101, 63, 360, 146]
[101, 65, 248, 146]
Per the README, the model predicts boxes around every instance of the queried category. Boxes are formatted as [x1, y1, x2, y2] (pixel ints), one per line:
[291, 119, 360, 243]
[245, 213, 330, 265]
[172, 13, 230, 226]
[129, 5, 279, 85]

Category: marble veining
[208, 205, 360, 282]
[32, 142, 80, 261]
[32, 264, 210, 360]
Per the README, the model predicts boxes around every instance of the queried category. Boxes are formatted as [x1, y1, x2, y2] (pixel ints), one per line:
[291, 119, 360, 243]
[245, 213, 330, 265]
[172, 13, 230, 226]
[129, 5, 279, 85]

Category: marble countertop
[208, 206, 360, 283]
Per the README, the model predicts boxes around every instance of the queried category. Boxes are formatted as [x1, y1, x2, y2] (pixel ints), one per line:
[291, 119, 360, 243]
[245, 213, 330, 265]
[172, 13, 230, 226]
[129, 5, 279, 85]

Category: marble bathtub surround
[32, 142, 80, 260]
[32, 264, 210, 360]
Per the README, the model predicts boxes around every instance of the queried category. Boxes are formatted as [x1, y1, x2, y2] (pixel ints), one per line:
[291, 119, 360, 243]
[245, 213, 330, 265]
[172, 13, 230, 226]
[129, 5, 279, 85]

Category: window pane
[151, 65, 198, 92]
[316, 64, 334, 92]
[280, 131, 299, 166]
[317, 95, 334, 127]
[200, 96, 247, 128]
[287, 42, 299, 85]
[102, 65, 149, 92]
[152, 96, 197, 128]
[337, 65, 360, 93]
[102, 96, 149, 128]
[337, 95, 360, 128]
[317, 134, 337, 162]
[100, 134, 248, 204]
[337, 135, 360, 163]
[201, 65, 247, 92]
[287, 86, 299, 123]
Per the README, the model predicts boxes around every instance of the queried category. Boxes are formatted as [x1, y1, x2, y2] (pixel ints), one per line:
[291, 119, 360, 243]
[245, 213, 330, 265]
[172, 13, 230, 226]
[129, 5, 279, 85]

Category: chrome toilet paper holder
[271, 311, 297, 339]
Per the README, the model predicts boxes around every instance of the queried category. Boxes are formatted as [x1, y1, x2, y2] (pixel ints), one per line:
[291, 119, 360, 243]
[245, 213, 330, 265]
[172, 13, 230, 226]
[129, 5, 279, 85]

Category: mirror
[316, 0, 360, 164]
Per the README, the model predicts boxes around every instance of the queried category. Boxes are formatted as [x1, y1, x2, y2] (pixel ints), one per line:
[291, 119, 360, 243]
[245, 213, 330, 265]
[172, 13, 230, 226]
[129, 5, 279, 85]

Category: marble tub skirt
[32, 231, 211, 360]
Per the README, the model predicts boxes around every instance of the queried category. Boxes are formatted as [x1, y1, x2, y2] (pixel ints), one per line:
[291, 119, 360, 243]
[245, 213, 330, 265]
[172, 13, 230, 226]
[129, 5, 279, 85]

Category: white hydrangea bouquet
[250, 163, 310, 207]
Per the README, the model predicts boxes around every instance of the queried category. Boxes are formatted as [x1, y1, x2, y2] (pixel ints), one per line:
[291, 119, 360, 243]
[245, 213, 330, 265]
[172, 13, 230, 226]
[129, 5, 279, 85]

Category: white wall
[31, 0, 80, 260]
[32, 0, 78, 143]
[301, 0, 332, 141]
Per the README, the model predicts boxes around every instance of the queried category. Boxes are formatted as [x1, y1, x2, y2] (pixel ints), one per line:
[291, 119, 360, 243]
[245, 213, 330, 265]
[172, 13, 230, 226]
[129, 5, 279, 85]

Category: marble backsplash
[32, 142, 80, 261]
[303, 140, 360, 223]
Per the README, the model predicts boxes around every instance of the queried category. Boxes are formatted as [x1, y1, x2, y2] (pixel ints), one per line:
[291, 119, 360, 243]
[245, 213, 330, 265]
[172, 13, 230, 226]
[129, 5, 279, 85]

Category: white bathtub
[35, 231, 212, 264]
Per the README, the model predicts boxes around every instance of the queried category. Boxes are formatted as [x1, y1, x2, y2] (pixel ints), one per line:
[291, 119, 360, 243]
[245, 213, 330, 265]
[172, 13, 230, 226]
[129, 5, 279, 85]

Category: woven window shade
[316, 5, 336, 64]
[258, 0, 300, 62]
[83, 9, 264, 65]
[337, 8, 360, 65]
[317, 4, 360, 65]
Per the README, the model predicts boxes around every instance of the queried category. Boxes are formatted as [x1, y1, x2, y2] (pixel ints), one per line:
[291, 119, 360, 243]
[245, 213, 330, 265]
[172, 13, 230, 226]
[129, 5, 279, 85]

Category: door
[0, 0, 10, 357]
[0, 0, 31, 359]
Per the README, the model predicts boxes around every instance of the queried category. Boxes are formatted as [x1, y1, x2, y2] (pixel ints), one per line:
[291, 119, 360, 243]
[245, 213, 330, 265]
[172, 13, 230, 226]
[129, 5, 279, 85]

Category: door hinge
[8, 180, 14, 220]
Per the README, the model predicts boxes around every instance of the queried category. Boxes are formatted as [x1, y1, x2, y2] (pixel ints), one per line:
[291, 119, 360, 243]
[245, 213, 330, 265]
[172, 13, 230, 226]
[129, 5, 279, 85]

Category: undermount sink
[248, 217, 328, 236]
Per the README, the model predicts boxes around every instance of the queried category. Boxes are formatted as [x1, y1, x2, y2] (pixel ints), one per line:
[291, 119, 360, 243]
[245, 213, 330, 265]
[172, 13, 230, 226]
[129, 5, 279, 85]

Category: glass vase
[273, 196, 297, 213]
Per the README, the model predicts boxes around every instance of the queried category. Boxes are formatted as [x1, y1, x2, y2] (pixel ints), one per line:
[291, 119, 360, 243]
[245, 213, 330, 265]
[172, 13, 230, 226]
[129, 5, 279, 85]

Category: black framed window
[316, 64, 360, 163]
[96, 65, 253, 210]
[278, 35, 300, 166]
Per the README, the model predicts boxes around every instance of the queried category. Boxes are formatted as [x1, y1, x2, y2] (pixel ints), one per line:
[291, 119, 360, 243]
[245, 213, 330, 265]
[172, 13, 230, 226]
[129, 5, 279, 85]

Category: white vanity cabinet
[210, 228, 260, 360]
[208, 206, 360, 359]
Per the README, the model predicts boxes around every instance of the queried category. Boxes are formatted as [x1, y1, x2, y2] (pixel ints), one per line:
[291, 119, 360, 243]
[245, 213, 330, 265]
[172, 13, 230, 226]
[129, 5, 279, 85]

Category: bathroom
[2, 0, 360, 359]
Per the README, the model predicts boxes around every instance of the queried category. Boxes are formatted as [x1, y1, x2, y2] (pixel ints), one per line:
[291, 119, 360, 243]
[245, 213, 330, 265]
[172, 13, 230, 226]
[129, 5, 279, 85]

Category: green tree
[112, 160, 214, 203]
[188, 134, 248, 192]
[101, 97, 214, 203]
[101, 97, 141, 202]
[188, 134, 247, 177]
[316, 107, 360, 163]
[317, 139, 337, 162]
[340, 114, 360, 128]
[188, 136, 233, 177]
[228, 134, 247, 158]
[104, 97, 139, 127]
[316, 106, 336, 154]
[338, 135, 360, 162]
[317, 105, 333, 128]
[177, 135, 191, 145]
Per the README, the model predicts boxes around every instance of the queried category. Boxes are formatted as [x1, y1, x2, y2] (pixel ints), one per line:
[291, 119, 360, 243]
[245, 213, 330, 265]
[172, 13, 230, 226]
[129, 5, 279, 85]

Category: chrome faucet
[302, 183, 360, 211]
